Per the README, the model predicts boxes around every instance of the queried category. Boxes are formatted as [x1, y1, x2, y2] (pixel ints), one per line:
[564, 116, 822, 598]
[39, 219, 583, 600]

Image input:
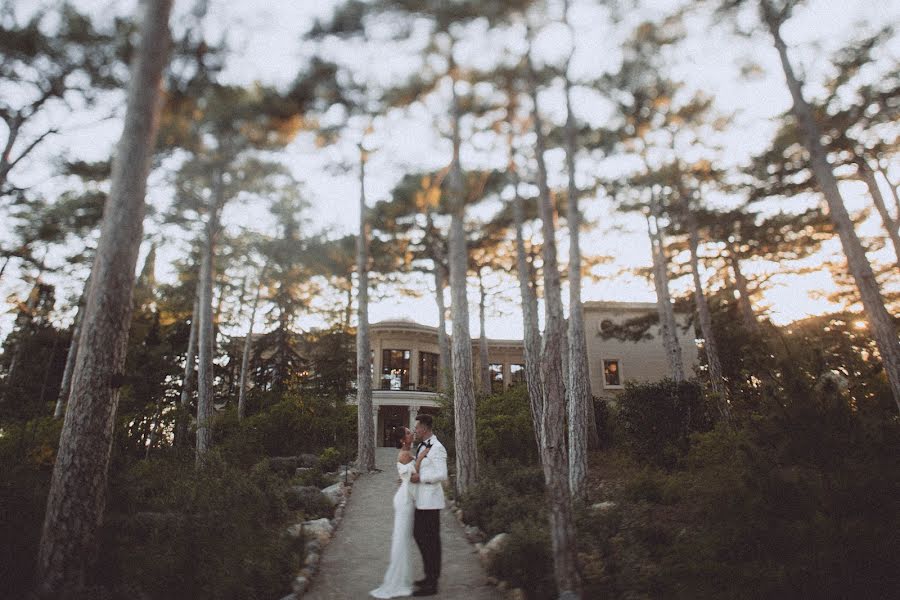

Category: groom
[409, 414, 447, 597]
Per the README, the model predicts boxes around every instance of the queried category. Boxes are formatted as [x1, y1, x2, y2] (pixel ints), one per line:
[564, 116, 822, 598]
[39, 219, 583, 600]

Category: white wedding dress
[370, 460, 416, 598]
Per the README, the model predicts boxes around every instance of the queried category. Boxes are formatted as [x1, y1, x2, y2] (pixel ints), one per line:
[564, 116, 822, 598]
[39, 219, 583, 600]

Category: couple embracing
[370, 414, 447, 598]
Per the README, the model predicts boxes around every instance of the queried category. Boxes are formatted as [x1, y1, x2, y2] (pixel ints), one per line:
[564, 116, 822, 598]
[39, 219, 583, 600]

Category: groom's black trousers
[413, 508, 441, 585]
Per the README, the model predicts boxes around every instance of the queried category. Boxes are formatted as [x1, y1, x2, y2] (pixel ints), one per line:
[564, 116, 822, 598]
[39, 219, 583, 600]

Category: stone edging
[279, 465, 362, 600]
[446, 498, 526, 600]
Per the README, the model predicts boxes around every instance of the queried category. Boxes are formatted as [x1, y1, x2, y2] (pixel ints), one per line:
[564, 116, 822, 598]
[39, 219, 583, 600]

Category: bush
[285, 486, 334, 520]
[476, 386, 538, 464]
[591, 396, 613, 448]
[215, 396, 357, 465]
[458, 462, 544, 536]
[318, 447, 342, 472]
[488, 520, 555, 600]
[0, 417, 60, 595]
[98, 450, 302, 599]
[577, 385, 900, 599]
[616, 379, 713, 468]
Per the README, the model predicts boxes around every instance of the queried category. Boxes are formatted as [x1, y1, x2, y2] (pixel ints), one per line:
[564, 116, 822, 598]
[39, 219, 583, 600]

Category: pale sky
[1, 0, 898, 341]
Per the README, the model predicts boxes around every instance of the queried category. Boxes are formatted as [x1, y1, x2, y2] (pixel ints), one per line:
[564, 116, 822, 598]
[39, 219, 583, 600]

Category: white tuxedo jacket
[412, 435, 448, 510]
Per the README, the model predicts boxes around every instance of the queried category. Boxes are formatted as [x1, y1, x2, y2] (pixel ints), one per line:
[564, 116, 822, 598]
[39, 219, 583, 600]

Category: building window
[489, 363, 504, 393]
[419, 351, 439, 391]
[510, 363, 526, 386]
[382, 349, 411, 390]
[603, 359, 621, 387]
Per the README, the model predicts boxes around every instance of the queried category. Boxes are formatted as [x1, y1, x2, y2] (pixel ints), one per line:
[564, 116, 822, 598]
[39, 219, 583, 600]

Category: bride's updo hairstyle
[390, 426, 407, 449]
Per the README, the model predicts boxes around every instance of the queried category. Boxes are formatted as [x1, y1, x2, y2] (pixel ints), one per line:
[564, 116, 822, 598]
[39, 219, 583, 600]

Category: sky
[1, 0, 898, 342]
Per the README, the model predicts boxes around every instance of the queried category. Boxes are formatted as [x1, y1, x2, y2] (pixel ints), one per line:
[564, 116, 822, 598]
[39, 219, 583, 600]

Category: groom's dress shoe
[412, 587, 437, 597]
[413, 578, 429, 586]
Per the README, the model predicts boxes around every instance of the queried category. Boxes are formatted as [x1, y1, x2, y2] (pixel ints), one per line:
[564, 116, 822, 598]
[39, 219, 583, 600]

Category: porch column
[409, 349, 419, 391]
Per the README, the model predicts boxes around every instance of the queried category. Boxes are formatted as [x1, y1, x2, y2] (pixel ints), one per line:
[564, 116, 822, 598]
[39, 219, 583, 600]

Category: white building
[355, 301, 697, 447]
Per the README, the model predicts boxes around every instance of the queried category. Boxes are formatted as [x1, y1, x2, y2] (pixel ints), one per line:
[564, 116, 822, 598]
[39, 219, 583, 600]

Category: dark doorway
[381, 405, 406, 447]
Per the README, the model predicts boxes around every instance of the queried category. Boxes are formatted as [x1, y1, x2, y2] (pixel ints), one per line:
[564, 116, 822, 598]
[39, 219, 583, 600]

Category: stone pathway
[304, 447, 496, 600]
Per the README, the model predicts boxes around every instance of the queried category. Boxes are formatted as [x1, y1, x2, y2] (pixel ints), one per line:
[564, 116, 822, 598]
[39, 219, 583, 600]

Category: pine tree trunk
[5, 282, 41, 388]
[505, 106, 544, 441]
[53, 318, 80, 419]
[448, 209, 478, 493]
[875, 165, 900, 220]
[478, 269, 491, 395]
[35, 1, 172, 593]
[174, 295, 199, 448]
[528, 40, 581, 598]
[446, 50, 478, 495]
[684, 201, 730, 421]
[512, 174, 545, 449]
[433, 262, 452, 392]
[646, 207, 686, 382]
[54, 271, 93, 419]
[195, 172, 221, 464]
[238, 270, 264, 420]
[563, 46, 593, 496]
[858, 160, 900, 268]
[356, 145, 376, 472]
[729, 250, 761, 335]
[763, 1, 900, 413]
[38, 333, 60, 406]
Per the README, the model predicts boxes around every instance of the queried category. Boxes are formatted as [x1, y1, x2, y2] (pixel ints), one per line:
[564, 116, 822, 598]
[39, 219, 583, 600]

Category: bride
[370, 426, 430, 599]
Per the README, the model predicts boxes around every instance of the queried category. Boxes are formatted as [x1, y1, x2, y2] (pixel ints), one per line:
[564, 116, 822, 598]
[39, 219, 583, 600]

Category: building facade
[355, 301, 698, 447]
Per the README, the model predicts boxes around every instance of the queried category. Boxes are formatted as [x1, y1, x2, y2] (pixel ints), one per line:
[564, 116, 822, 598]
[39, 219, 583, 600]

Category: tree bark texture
[683, 201, 730, 421]
[433, 263, 452, 392]
[195, 172, 222, 464]
[562, 44, 592, 498]
[35, 1, 172, 593]
[646, 207, 686, 382]
[238, 269, 265, 421]
[174, 294, 199, 448]
[54, 271, 92, 419]
[478, 269, 491, 395]
[356, 146, 376, 472]
[528, 41, 582, 598]
[445, 50, 478, 496]
[512, 181, 545, 450]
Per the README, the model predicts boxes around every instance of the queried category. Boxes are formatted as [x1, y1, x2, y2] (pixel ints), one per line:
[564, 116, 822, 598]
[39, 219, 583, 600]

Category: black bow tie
[417, 441, 433, 452]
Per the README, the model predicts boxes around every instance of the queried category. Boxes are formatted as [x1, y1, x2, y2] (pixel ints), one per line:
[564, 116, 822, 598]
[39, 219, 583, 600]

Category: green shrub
[0, 417, 60, 595]
[488, 520, 555, 600]
[291, 467, 332, 489]
[476, 386, 538, 464]
[578, 386, 900, 599]
[616, 378, 713, 468]
[285, 486, 334, 520]
[318, 447, 342, 472]
[98, 450, 301, 599]
[591, 396, 613, 448]
[458, 462, 545, 536]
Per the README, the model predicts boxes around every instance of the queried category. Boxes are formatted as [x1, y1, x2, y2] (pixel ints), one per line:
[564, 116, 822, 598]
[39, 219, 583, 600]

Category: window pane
[603, 359, 620, 386]
[489, 363, 504, 393]
[382, 349, 411, 390]
[510, 363, 526, 385]
[418, 351, 439, 391]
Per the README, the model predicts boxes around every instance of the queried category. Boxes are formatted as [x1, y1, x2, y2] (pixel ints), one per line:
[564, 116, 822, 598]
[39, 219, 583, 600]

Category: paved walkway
[304, 448, 496, 600]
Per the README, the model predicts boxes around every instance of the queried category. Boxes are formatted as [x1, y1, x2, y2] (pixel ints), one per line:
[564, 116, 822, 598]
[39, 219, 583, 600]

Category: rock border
[446, 499, 526, 600]
[279, 464, 362, 600]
